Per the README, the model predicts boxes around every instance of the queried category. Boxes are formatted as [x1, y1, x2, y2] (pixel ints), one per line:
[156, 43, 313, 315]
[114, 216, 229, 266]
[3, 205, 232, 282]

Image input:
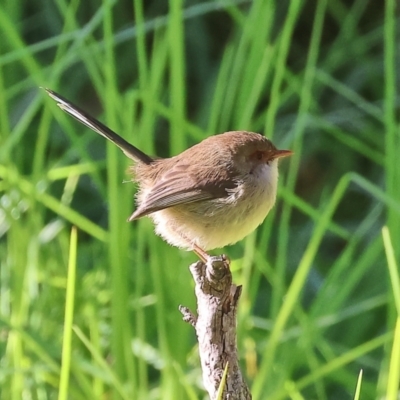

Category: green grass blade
[58, 227, 78, 400]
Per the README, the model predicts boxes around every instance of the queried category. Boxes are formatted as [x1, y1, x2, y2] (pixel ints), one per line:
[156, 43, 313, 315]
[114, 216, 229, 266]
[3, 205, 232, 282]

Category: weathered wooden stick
[179, 256, 252, 400]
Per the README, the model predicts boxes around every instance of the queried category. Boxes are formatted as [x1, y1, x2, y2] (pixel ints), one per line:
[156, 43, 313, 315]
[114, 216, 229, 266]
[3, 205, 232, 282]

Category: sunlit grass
[0, 0, 398, 399]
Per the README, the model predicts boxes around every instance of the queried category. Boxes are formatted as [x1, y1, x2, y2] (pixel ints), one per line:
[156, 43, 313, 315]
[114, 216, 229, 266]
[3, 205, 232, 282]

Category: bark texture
[179, 255, 252, 400]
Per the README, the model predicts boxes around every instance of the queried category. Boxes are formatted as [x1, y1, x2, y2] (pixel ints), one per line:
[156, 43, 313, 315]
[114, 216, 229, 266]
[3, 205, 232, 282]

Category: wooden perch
[179, 255, 252, 400]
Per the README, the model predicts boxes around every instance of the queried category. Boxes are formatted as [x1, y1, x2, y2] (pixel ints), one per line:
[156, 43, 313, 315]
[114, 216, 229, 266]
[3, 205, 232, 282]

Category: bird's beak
[273, 149, 294, 159]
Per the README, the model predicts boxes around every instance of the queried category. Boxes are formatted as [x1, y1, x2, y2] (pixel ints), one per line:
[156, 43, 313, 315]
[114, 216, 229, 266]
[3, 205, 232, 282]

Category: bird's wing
[129, 164, 236, 220]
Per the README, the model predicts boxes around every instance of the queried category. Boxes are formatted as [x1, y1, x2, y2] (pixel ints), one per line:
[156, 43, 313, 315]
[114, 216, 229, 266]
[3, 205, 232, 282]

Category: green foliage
[1, 0, 399, 399]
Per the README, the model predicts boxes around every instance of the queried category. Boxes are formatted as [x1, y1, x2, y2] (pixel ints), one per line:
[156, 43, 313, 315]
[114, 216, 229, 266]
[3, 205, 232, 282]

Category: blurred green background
[1, 0, 399, 399]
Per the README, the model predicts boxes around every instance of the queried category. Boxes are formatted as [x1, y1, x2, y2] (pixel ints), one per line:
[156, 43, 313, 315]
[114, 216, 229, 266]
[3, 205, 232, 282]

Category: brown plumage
[46, 89, 292, 257]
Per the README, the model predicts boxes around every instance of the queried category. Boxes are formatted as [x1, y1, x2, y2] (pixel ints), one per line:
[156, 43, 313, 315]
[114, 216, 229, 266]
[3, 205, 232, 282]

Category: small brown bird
[45, 89, 292, 260]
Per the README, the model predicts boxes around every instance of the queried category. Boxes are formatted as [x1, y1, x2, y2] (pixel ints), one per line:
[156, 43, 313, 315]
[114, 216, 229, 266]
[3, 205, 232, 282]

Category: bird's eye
[254, 151, 264, 161]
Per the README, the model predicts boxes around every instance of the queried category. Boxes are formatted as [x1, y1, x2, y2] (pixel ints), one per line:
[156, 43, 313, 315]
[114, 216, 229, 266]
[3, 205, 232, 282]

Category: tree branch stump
[179, 256, 252, 400]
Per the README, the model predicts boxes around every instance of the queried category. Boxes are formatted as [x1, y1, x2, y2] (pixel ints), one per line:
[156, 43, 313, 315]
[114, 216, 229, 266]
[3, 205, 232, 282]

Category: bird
[45, 89, 293, 261]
